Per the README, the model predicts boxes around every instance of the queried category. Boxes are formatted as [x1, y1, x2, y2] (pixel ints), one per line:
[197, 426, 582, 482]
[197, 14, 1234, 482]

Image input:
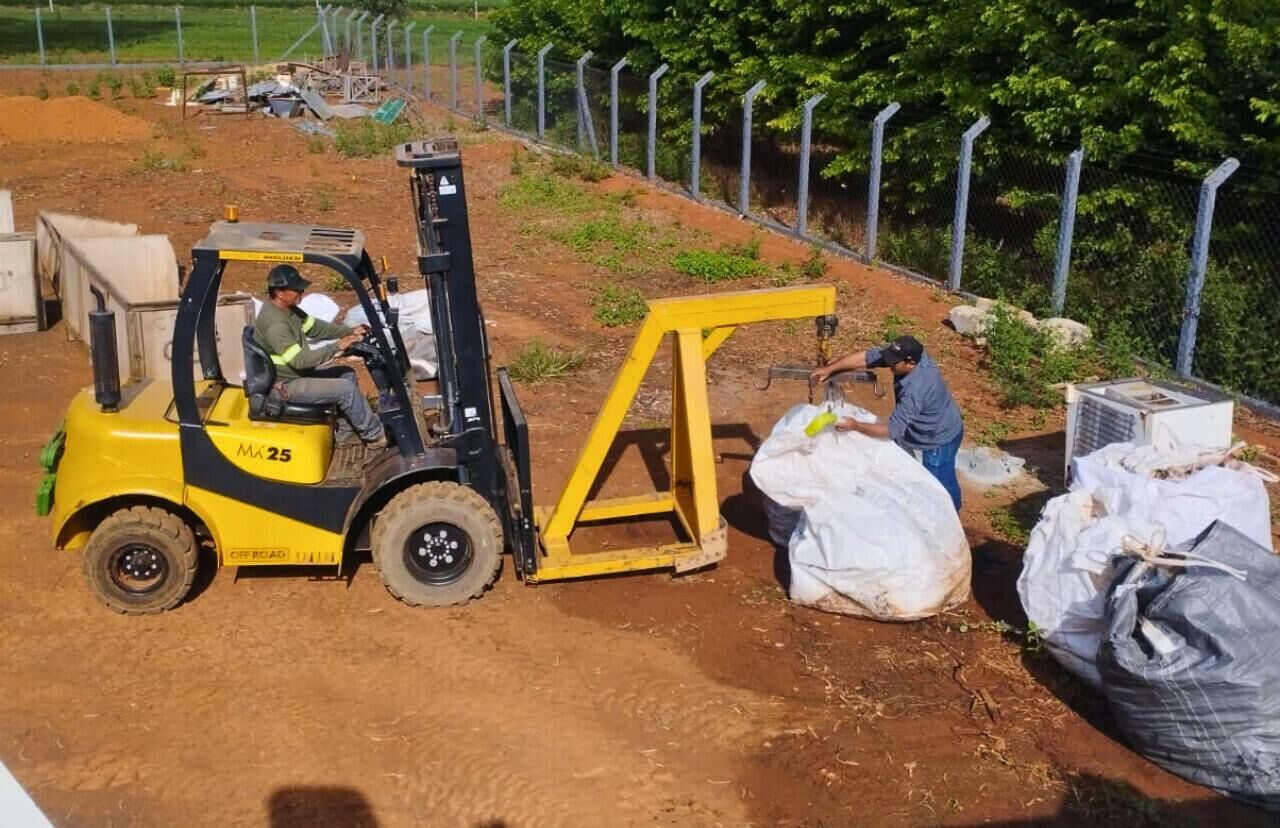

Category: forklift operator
[254, 264, 386, 447]
[811, 335, 964, 511]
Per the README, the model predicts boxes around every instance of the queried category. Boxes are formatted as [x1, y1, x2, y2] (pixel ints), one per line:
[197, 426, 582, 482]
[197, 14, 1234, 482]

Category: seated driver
[254, 264, 386, 448]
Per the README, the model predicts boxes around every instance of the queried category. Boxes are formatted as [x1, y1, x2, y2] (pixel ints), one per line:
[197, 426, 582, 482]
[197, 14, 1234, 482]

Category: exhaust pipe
[88, 286, 121, 412]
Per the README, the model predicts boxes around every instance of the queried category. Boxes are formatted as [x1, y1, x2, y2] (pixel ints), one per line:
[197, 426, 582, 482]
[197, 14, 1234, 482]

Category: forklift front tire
[372, 482, 503, 607]
[82, 506, 198, 615]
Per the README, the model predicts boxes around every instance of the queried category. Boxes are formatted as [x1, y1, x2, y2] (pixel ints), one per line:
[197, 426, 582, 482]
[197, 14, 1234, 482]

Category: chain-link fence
[1201, 183, 1280, 402]
[5, 11, 1273, 409]
[456, 50, 1277, 409]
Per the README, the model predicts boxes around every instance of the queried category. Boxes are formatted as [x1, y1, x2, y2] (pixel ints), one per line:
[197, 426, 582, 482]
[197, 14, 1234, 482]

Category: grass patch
[591, 284, 648, 327]
[555, 214, 644, 255]
[334, 119, 414, 159]
[986, 505, 1031, 546]
[0, 9, 492, 66]
[878, 308, 917, 342]
[672, 246, 768, 283]
[981, 304, 1089, 409]
[319, 272, 349, 292]
[506, 340, 585, 382]
[310, 184, 336, 214]
[136, 136, 204, 173]
[499, 172, 592, 213]
[974, 420, 1013, 447]
[305, 135, 327, 154]
[800, 244, 829, 279]
[549, 152, 611, 182]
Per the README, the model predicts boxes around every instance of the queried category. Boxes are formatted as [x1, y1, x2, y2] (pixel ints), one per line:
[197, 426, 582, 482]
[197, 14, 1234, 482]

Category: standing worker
[811, 335, 964, 510]
[254, 264, 386, 448]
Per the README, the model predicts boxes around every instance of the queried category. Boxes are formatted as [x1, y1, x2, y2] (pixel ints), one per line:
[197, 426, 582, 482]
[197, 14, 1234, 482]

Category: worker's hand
[810, 365, 834, 385]
[834, 417, 864, 433]
[337, 333, 361, 351]
[352, 324, 370, 337]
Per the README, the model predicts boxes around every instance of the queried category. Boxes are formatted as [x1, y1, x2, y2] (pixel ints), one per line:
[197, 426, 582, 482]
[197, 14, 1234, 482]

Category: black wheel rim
[403, 522, 474, 586]
[108, 544, 170, 595]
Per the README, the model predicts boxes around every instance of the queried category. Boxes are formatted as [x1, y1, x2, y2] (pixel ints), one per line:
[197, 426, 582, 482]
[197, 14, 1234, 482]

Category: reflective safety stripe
[300, 315, 316, 334]
[271, 343, 302, 366]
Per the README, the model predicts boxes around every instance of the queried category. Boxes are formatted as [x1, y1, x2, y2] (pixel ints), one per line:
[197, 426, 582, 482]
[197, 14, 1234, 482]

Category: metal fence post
[345, 8, 356, 53]
[1051, 148, 1085, 316]
[575, 51, 592, 149]
[948, 116, 991, 291]
[318, 6, 331, 55]
[474, 35, 487, 120]
[865, 103, 901, 260]
[449, 31, 462, 109]
[422, 26, 433, 99]
[354, 12, 366, 62]
[536, 43, 552, 140]
[796, 93, 826, 237]
[106, 7, 116, 66]
[738, 80, 767, 215]
[609, 58, 626, 166]
[1176, 158, 1240, 377]
[251, 7, 260, 65]
[370, 13, 383, 72]
[502, 39, 517, 127]
[385, 21, 397, 73]
[175, 7, 184, 66]
[35, 7, 45, 67]
[646, 63, 669, 181]
[402, 22, 416, 90]
[690, 71, 714, 199]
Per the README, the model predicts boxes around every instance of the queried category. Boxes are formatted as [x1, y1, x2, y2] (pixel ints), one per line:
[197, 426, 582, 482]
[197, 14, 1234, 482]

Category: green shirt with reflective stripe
[253, 300, 353, 382]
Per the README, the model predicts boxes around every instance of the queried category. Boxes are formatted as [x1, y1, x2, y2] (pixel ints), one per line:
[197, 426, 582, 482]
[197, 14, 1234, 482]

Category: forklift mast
[396, 139, 507, 517]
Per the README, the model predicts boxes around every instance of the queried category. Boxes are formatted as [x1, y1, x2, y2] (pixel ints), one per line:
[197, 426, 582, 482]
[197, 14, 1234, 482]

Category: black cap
[266, 264, 311, 292]
[879, 335, 924, 366]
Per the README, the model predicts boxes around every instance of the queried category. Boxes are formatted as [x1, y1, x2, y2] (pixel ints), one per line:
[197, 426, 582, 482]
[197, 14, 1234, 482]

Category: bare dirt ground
[1, 73, 1278, 828]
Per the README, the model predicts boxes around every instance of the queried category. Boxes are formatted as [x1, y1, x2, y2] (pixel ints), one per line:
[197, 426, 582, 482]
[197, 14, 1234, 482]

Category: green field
[0, 5, 492, 66]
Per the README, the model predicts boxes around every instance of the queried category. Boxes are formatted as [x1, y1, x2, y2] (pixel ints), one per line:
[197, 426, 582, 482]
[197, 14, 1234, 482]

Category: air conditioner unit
[1064, 378, 1234, 481]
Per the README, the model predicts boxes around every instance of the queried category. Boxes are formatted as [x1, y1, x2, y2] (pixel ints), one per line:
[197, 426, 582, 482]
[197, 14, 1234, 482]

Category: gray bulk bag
[1098, 521, 1280, 811]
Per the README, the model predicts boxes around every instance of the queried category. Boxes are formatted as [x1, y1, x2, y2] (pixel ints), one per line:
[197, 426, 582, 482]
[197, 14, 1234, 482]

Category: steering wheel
[344, 330, 384, 365]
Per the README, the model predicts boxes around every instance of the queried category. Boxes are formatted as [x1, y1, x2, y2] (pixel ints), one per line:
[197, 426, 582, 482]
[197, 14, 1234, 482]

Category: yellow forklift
[37, 138, 847, 614]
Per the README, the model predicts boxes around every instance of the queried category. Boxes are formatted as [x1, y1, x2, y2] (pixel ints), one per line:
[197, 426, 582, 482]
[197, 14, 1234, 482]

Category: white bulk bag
[750, 403, 972, 621]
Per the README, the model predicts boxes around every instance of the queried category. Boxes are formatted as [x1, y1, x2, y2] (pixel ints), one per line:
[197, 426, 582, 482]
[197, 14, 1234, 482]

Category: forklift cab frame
[169, 146, 534, 570]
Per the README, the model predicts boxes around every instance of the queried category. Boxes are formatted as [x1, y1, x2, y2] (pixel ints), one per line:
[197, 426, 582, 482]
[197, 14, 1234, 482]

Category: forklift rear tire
[82, 506, 198, 615]
[372, 482, 503, 607]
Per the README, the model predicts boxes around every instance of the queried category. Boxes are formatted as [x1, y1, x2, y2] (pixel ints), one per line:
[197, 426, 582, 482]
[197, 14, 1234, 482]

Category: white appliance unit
[1064, 378, 1234, 480]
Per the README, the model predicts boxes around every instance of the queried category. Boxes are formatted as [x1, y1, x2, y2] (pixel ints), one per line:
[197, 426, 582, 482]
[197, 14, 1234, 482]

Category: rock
[956, 447, 1027, 487]
[971, 297, 1036, 327]
[949, 305, 988, 336]
[1038, 317, 1092, 348]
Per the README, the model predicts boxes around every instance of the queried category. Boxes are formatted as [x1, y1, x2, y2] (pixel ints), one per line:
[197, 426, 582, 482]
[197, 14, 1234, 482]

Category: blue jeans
[920, 428, 964, 511]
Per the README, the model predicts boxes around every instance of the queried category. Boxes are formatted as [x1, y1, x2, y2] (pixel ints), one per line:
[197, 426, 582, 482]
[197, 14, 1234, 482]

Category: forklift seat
[241, 327, 334, 424]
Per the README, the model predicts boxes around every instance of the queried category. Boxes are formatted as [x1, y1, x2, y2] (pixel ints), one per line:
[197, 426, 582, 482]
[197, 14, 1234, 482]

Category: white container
[35, 211, 138, 294]
[0, 190, 13, 235]
[0, 233, 44, 334]
[61, 235, 179, 343]
[1064, 378, 1234, 482]
[127, 293, 255, 383]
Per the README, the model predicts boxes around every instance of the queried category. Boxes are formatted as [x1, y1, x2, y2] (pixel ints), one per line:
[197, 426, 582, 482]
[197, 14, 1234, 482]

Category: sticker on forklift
[226, 549, 290, 563]
[219, 250, 306, 263]
[438, 175, 457, 195]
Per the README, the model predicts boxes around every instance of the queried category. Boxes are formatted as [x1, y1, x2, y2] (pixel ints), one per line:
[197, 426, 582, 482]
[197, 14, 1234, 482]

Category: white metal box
[0, 233, 45, 334]
[127, 294, 255, 383]
[61, 235, 179, 344]
[1065, 378, 1235, 479]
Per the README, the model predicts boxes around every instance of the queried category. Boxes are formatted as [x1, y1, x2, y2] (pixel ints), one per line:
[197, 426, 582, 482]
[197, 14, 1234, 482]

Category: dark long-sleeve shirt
[254, 301, 352, 382]
[866, 347, 964, 451]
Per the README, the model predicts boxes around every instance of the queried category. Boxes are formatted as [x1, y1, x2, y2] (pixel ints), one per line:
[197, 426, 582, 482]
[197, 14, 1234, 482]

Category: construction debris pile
[175, 57, 419, 138]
